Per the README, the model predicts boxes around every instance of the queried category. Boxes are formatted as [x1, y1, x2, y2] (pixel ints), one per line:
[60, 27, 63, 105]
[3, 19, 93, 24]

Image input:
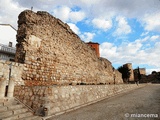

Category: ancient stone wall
[123, 63, 134, 81]
[0, 60, 24, 85]
[15, 10, 123, 85]
[115, 70, 122, 83]
[14, 84, 144, 116]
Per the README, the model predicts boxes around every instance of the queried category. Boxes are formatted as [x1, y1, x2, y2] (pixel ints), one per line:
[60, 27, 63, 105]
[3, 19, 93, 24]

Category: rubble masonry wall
[15, 10, 123, 85]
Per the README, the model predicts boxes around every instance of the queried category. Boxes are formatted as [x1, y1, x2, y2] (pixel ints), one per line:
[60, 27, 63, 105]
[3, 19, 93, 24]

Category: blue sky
[0, 0, 160, 74]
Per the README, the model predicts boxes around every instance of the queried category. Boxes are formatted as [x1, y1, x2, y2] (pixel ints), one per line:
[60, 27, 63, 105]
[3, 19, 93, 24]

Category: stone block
[0, 72, 3, 76]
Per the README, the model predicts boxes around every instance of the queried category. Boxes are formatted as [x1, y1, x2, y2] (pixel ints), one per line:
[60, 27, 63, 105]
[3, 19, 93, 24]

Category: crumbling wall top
[15, 10, 123, 85]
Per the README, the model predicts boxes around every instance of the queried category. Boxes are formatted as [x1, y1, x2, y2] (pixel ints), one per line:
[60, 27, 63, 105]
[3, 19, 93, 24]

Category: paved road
[47, 84, 160, 120]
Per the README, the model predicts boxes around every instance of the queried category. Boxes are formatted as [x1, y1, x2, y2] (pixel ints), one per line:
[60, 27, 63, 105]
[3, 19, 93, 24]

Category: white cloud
[92, 18, 112, 31]
[80, 32, 95, 42]
[68, 23, 80, 34]
[0, 0, 26, 29]
[150, 35, 160, 41]
[80, 0, 100, 5]
[52, 6, 85, 23]
[100, 37, 160, 70]
[100, 42, 118, 62]
[140, 32, 149, 37]
[141, 13, 160, 32]
[67, 23, 95, 42]
[103, 0, 160, 18]
[52, 6, 70, 22]
[113, 16, 131, 36]
[136, 36, 150, 43]
[70, 11, 85, 23]
[120, 42, 142, 55]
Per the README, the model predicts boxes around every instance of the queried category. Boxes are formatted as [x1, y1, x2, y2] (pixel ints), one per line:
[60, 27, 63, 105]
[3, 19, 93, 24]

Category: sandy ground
[47, 84, 160, 120]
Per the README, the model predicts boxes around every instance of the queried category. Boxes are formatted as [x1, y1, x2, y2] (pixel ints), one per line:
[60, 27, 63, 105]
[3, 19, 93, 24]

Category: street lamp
[113, 67, 116, 84]
[5, 63, 12, 97]
[8, 63, 12, 85]
[7, 62, 15, 97]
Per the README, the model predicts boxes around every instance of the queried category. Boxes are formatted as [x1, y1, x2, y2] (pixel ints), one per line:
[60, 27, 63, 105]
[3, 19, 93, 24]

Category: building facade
[0, 42, 16, 61]
[86, 42, 100, 57]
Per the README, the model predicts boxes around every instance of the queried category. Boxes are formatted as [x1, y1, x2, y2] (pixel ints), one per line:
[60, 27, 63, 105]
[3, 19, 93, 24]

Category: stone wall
[115, 70, 122, 83]
[0, 60, 24, 85]
[14, 84, 144, 116]
[15, 10, 123, 85]
[123, 63, 134, 81]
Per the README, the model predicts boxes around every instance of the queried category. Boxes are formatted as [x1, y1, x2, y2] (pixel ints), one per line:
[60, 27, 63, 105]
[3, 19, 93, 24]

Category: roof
[86, 42, 100, 45]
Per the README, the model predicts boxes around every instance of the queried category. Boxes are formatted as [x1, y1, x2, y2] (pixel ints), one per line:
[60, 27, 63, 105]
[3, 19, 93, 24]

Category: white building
[0, 42, 16, 61]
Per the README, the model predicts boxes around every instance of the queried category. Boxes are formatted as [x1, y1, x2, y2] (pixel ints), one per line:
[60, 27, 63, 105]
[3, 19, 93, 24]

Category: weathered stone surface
[14, 84, 143, 116]
[0, 60, 24, 86]
[15, 10, 123, 85]
[7, 76, 15, 97]
[0, 76, 6, 97]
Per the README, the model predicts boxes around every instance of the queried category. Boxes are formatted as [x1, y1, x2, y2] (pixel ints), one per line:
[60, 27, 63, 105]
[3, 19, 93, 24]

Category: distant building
[133, 68, 148, 83]
[134, 68, 146, 75]
[86, 42, 100, 57]
[123, 63, 134, 81]
[0, 42, 16, 61]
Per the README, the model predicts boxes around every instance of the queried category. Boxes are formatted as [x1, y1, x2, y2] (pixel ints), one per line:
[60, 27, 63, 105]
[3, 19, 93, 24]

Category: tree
[117, 65, 131, 83]
[152, 71, 157, 75]
[137, 67, 141, 81]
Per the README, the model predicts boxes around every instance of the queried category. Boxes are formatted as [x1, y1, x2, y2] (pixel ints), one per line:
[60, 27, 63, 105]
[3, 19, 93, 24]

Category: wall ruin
[123, 63, 134, 82]
[15, 10, 123, 85]
[0, 60, 24, 86]
[14, 84, 142, 116]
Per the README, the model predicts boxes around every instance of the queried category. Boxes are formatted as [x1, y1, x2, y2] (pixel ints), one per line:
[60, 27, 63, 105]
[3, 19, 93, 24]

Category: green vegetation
[117, 65, 131, 83]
